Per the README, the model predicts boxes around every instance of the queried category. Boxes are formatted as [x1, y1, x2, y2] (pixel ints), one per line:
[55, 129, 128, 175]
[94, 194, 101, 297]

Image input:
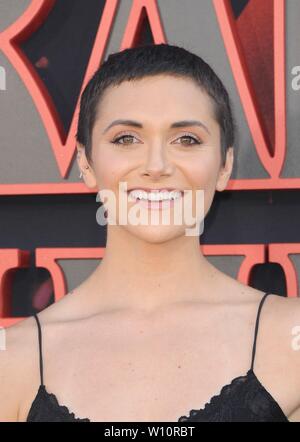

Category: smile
[127, 189, 184, 210]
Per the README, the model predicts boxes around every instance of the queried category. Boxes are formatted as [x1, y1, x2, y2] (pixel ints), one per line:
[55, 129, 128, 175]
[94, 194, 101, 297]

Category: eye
[110, 132, 139, 146]
[110, 132, 203, 147]
[174, 133, 203, 146]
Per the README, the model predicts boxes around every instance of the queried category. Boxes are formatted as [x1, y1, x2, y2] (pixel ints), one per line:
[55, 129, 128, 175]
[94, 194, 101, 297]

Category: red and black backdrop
[0, 0, 300, 327]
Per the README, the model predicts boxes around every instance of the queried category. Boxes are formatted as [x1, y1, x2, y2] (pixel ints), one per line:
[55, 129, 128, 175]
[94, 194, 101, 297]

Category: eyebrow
[102, 119, 211, 135]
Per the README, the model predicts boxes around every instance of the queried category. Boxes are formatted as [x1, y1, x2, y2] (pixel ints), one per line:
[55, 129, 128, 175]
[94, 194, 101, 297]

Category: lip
[126, 187, 183, 193]
[134, 198, 179, 210]
[125, 187, 184, 211]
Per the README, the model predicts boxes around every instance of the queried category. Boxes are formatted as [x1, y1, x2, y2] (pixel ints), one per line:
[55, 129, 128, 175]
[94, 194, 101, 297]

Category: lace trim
[27, 371, 289, 422]
[247, 369, 289, 421]
[178, 370, 252, 421]
[28, 385, 90, 422]
[177, 369, 289, 422]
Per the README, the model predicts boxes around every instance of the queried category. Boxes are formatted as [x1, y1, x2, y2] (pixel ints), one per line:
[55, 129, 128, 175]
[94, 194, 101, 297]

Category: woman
[1, 43, 299, 422]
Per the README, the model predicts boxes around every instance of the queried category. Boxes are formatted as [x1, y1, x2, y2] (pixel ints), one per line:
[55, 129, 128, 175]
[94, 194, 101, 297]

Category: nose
[141, 143, 173, 179]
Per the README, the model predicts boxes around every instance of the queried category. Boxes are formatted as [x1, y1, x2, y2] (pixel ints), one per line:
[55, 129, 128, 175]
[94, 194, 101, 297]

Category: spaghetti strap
[32, 312, 44, 386]
[250, 292, 270, 372]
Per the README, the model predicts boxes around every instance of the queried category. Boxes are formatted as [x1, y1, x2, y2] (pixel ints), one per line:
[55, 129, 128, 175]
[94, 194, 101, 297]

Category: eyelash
[110, 132, 203, 147]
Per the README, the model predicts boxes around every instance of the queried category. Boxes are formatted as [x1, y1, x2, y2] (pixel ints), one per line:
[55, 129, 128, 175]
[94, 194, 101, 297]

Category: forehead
[96, 75, 216, 124]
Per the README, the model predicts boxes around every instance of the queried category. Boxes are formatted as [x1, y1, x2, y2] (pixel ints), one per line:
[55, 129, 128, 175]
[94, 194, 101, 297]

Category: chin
[123, 223, 187, 244]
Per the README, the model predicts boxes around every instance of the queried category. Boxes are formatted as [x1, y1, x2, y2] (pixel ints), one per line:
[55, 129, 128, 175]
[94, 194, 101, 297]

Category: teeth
[128, 190, 182, 201]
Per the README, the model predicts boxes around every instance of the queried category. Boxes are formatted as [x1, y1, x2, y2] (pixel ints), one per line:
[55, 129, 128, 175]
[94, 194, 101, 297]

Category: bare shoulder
[232, 287, 300, 420]
[262, 293, 300, 419]
[0, 290, 79, 422]
[254, 292, 300, 362]
[264, 293, 300, 357]
[33, 289, 90, 325]
[0, 314, 39, 422]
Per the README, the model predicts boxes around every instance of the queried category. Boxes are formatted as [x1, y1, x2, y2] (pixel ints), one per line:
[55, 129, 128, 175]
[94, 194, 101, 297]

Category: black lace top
[26, 292, 289, 422]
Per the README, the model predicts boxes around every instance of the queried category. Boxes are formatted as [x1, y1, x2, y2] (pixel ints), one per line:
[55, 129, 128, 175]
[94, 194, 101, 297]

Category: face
[77, 74, 234, 243]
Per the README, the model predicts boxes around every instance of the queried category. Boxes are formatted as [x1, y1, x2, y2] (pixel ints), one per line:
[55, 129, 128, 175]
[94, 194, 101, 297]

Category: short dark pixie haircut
[76, 43, 235, 168]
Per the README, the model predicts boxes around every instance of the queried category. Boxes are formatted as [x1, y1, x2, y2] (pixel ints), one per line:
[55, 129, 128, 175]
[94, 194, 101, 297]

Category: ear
[76, 143, 98, 190]
[216, 147, 234, 192]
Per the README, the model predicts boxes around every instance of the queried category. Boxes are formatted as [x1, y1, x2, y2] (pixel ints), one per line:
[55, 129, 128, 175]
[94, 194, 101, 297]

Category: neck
[83, 224, 220, 314]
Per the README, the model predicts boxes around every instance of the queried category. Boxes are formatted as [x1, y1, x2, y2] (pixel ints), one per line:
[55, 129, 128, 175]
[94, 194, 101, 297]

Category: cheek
[92, 148, 131, 189]
[184, 156, 219, 189]
[183, 158, 219, 217]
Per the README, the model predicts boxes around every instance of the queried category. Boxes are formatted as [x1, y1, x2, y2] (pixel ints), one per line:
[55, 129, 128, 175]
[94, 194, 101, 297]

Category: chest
[34, 327, 253, 421]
